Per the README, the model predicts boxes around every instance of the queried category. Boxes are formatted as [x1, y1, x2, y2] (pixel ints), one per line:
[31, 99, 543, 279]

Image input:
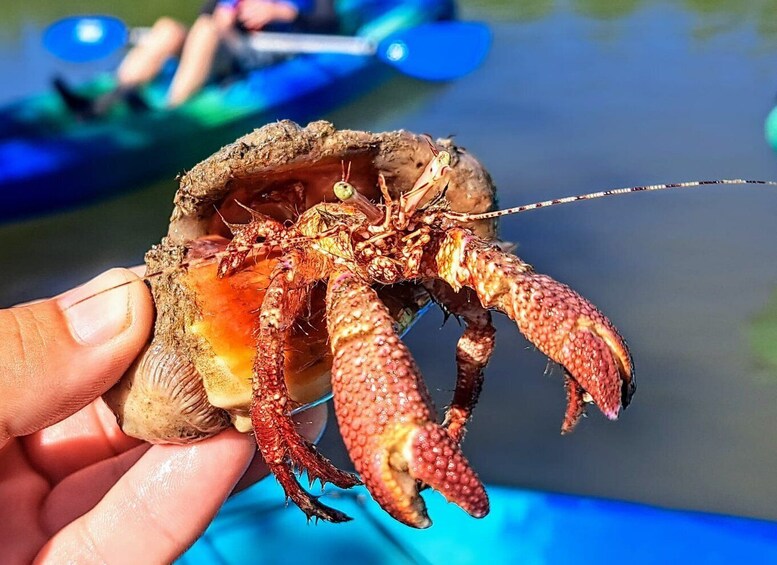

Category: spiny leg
[424, 280, 496, 444]
[432, 227, 635, 432]
[326, 270, 488, 528]
[562, 374, 587, 434]
[377, 173, 395, 230]
[217, 206, 283, 278]
[252, 251, 358, 523]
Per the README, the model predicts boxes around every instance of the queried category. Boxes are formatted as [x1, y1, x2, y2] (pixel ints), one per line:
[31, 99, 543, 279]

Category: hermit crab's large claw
[326, 271, 489, 528]
[435, 228, 635, 433]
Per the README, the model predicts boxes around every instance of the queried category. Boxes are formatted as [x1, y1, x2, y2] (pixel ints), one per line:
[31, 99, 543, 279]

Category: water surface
[2, 0, 777, 524]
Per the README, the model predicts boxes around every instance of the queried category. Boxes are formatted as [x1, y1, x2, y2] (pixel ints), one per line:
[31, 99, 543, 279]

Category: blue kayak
[0, 0, 454, 223]
[179, 479, 777, 564]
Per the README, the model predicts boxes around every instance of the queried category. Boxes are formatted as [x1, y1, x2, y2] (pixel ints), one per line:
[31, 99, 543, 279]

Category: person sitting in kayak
[55, 0, 326, 117]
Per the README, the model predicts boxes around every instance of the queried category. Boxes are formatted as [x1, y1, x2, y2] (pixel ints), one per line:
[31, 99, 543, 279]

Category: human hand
[237, 0, 299, 31]
[0, 269, 326, 563]
[213, 6, 240, 33]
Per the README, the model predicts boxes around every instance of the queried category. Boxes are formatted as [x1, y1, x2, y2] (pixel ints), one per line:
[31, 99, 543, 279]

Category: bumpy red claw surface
[433, 228, 635, 433]
[327, 271, 489, 528]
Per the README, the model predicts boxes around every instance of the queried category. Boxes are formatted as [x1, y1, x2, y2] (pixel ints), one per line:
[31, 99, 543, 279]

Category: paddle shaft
[131, 27, 379, 56]
[244, 31, 377, 55]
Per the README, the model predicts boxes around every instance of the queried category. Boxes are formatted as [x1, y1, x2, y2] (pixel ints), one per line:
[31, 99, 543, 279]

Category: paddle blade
[44, 16, 128, 62]
[377, 22, 491, 81]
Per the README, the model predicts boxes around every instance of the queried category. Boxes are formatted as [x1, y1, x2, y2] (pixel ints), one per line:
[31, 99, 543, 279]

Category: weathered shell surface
[104, 120, 497, 443]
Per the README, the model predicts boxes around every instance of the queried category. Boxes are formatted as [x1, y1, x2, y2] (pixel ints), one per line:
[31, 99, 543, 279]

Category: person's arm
[210, 0, 240, 34]
[237, 0, 302, 31]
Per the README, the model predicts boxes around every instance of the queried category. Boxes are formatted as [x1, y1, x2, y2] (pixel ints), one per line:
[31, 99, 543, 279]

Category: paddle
[43, 15, 491, 81]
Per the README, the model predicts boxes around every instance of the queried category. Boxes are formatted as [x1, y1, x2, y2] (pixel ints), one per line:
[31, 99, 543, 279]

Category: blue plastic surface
[180, 479, 777, 564]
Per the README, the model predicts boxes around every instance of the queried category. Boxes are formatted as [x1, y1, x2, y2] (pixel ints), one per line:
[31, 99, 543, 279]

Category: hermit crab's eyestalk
[333, 180, 384, 224]
[333, 180, 354, 201]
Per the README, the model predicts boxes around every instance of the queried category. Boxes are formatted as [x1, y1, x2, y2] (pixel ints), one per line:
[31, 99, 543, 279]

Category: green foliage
[751, 289, 777, 374]
[1, 0, 196, 31]
[10, 0, 777, 41]
[460, 0, 777, 39]
[572, 0, 642, 20]
[461, 0, 554, 21]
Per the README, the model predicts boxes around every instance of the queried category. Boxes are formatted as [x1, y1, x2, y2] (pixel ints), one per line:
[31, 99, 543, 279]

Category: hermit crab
[103, 120, 635, 528]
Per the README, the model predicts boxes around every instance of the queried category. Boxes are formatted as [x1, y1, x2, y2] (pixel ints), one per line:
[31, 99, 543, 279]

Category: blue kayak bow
[43, 16, 491, 81]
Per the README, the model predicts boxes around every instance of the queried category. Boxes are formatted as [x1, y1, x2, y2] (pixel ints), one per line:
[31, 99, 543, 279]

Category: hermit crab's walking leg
[424, 280, 496, 444]
[377, 173, 395, 230]
[251, 250, 359, 523]
[217, 207, 284, 278]
[431, 227, 635, 431]
[326, 270, 489, 528]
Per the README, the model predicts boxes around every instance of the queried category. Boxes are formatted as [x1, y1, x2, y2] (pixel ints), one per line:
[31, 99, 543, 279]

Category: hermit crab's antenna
[444, 179, 777, 222]
[422, 133, 440, 156]
[62, 239, 284, 310]
[340, 159, 352, 183]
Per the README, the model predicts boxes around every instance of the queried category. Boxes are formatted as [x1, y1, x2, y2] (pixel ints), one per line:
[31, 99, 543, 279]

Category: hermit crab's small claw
[216, 206, 282, 278]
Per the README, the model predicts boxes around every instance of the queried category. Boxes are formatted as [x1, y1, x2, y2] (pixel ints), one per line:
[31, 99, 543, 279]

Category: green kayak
[0, 0, 454, 223]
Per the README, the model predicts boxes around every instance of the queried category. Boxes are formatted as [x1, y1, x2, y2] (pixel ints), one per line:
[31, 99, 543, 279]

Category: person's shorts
[213, 33, 289, 78]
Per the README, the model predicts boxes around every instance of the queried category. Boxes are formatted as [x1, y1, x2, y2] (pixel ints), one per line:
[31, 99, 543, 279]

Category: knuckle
[0, 306, 54, 387]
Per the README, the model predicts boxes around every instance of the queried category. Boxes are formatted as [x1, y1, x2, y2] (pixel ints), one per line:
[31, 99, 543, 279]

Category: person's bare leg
[166, 15, 222, 107]
[117, 17, 187, 88]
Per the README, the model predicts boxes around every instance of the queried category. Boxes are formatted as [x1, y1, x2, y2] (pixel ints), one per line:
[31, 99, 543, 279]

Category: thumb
[0, 269, 153, 446]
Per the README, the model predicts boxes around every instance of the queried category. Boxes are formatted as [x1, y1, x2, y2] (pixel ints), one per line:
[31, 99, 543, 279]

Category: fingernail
[58, 271, 133, 346]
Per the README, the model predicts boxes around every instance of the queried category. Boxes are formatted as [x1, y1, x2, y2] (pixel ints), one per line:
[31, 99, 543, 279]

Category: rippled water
[2, 0, 777, 523]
